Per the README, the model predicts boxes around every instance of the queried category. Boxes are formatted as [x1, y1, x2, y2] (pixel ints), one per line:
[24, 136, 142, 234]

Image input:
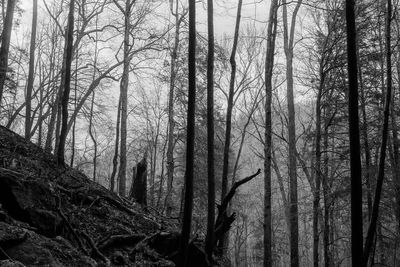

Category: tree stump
[129, 157, 147, 206]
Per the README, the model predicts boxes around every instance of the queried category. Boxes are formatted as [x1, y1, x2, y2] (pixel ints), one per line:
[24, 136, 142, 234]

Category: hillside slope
[0, 126, 195, 266]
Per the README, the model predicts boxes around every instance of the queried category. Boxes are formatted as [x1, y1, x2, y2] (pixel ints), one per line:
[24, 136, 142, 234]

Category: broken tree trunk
[214, 169, 261, 251]
[129, 157, 147, 206]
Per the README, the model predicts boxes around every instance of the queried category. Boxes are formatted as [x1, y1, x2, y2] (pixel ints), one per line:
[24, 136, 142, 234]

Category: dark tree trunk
[263, 1, 278, 266]
[0, 0, 16, 108]
[25, 0, 38, 140]
[57, 0, 75, 166]
[70, 38, 79, 167]
[345, 0, 364, 265]
[129, 157, 147, 206]
[178, 0, 196, 264]
[205, 0, 215, 263]
[88, 90, 97, 181]
[110, 97, 121, 192]
[363, 0, 393, 264]
[322, 126, 330, 267]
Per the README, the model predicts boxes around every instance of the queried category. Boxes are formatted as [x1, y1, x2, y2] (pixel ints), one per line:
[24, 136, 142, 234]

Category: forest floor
[0, 126, 210, 267]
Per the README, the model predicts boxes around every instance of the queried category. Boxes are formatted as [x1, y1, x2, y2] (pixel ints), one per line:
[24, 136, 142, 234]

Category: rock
[0, 222, 27, 246]
[0, 260, 26, 267]
[111, 251, 126, 265]
[2, 222, 96, 267]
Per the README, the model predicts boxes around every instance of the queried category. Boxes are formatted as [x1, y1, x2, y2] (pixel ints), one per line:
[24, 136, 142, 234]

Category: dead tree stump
[129, 157, 147, 206]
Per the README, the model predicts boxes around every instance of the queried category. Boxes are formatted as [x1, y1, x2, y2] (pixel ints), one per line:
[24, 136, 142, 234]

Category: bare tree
[345, 0, 363, 264]
[205, 0, 215, 262]
[178, 0, 196, 264]
[113, 0, 133, 197]
[25, 0, 38, 140]
[57, 0, 75, 165]
[282, 0, 302, 265]
[165, 0, 187, 218]
[363, 0, 393, 264]
[219, 0, 243, 253]
[264, 1, 278, 266]
[0, 0, 16, 108]
[110, 97, 121, 192]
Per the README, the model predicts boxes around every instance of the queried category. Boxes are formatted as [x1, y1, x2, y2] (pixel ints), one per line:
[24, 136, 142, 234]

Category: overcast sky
[17, 0, 271, 40]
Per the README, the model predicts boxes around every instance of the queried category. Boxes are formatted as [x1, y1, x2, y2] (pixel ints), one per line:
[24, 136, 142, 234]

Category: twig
[57, 202, 87, 255]
[87, 196, 100, 211]
[81, 231, 110, 266]
[132, 232, 160, 251]
[97, 234, 146, 251]
[0, 246, 11, 260]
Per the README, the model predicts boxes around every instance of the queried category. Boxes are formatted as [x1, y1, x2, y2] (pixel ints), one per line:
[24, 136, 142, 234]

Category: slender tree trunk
[205, 0, 215, 262]
[89, 21, 98, 181]
[219, 0, 243, 254]
[363, 0, 393, 264]
[57, 0, 75, 165]
[89, 90, 97, 181]
[157, 135, 168, 208]
[263, 1, 278, 266]
[322, 122, 330, 267]
[150, 123, 159, 206]
[70, 37, 79, 167]
[178, 0, 196, 264]
[165, 0, 182, 217]
[25, 0, 38, 140]
[45, 33, 59, 153]
[359, 74, 372, 218]
[117, 0, 131, 197]
[37, 61, 43, 147]
[313, 69, 324, 267]
[0, 0, 16, 108]
[282, 1, 302, 266]
[393, 33, 400, 236]
[391, 95, 400, 234]
[110, 97, 121, 192]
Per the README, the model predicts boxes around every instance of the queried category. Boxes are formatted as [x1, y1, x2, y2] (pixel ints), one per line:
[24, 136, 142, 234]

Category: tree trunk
[25, 0, 38, 140]
[117, 0, 131, 197]
[219, 0, 243, 254]
[205, 0, 215, 263]
[313, 67, 324, 267]
[263, 1, 278, 266]
[391, 90, 400, 235]
[110, 96, 121, 192]
[282, 1, 302, 266]
[89, 90, 97, 181]
[178, 0, 196, 264]
[37, 61, 44, 147]
[89, 22, 98, 181]
[57, 0, 75, 165]
[70, 36, 79, 167]
[0, 0, 16, 108]
[44, 36, 59, 153]
[345, 0, 364, 264]
[322, 122, 330, 267]
[363, 0, 393, 264]
[165, 0, 184, 217]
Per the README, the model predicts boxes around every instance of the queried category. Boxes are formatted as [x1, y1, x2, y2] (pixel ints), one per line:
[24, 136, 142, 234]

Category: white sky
[17, 0, 271, 39]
